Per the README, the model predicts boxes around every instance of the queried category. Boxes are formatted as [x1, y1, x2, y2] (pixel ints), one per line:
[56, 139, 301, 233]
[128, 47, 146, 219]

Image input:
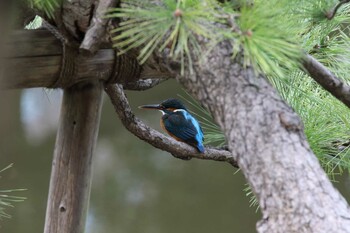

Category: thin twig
[325, 0, 350, 20]
[302, 54, 350, 109]
[104, 84, 238, 167]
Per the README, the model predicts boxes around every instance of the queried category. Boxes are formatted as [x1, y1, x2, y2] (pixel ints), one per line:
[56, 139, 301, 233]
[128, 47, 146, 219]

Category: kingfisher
[139, 98, 205, 153]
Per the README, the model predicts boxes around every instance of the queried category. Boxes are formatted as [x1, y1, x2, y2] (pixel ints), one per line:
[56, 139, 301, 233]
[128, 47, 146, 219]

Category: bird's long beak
[138, 104, 162, 110]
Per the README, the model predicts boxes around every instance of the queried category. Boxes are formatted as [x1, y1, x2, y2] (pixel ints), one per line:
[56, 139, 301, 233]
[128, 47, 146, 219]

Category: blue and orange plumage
[139, 99, 205, 153]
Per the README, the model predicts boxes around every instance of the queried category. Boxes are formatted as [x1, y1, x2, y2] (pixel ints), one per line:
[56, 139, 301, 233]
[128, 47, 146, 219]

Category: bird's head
[139, 98, 187, 114]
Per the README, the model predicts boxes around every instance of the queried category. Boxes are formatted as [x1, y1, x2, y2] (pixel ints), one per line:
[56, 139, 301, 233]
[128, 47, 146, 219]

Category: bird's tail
[196, 143, 205, 153]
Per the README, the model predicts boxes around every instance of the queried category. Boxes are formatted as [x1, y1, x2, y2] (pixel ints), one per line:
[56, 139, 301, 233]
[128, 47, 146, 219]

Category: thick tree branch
[302, 54, 350, 109]
[61, 0, 95, 40]
[104, 84, 238, 167]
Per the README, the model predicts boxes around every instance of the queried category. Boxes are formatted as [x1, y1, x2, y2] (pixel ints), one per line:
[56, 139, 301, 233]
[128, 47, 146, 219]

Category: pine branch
[302, 54, 350, 109]
[107, 1, 221, 74]
[325, 0, 350, 20]
[0, 164, 26, 220]
[104, 84, 238, 167]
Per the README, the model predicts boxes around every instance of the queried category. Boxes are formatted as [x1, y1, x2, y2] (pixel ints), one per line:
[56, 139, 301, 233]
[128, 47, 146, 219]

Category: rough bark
[175, 40, 350, 232]
[44, 81, 103, 233]
[61, 0, 95, 40]
[80, 0, 119, 53]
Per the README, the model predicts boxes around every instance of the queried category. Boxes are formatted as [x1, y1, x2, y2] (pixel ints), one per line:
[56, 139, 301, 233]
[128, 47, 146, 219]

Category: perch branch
[302, 54, 350, 109]
[104, 84, 238, 167]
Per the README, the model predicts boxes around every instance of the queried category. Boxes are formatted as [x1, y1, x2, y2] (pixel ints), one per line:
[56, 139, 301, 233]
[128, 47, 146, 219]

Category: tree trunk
[178, 40, 350, 232]
[44, 81, 103, 233]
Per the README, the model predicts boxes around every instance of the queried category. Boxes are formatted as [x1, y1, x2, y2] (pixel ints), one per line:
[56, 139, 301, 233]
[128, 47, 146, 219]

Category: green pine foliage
[107, 0, 221, 74]
[271, 1, 350, 177]
[227, 0, 302, 77]
[108, 0, 305, 76]
[0, 164, 26, 221]
[243, 184, 259, 211]
[277, 73, 350, 178]
[28, 0, 60, 18]
[179, 92, 226, 147]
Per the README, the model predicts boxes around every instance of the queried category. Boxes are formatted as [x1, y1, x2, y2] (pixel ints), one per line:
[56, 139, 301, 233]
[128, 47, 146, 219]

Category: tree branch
[104, 84, 238, 167]
[123, 78, 168, 91]
[302, 54, 350, 109]
[325, 0, 350, 20]
[61, 0, 95, 40]
[80, 0, 119, 53]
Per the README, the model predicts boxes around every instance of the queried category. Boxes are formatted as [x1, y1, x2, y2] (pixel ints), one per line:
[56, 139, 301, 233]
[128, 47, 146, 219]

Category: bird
[139, 98, 205, 153]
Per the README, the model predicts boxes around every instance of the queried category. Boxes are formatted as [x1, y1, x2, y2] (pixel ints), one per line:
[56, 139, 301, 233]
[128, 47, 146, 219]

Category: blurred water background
[1, 80, 349, 233]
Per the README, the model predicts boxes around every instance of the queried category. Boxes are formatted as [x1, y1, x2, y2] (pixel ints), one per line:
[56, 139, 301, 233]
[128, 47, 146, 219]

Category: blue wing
[163, 110, 204, 152]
